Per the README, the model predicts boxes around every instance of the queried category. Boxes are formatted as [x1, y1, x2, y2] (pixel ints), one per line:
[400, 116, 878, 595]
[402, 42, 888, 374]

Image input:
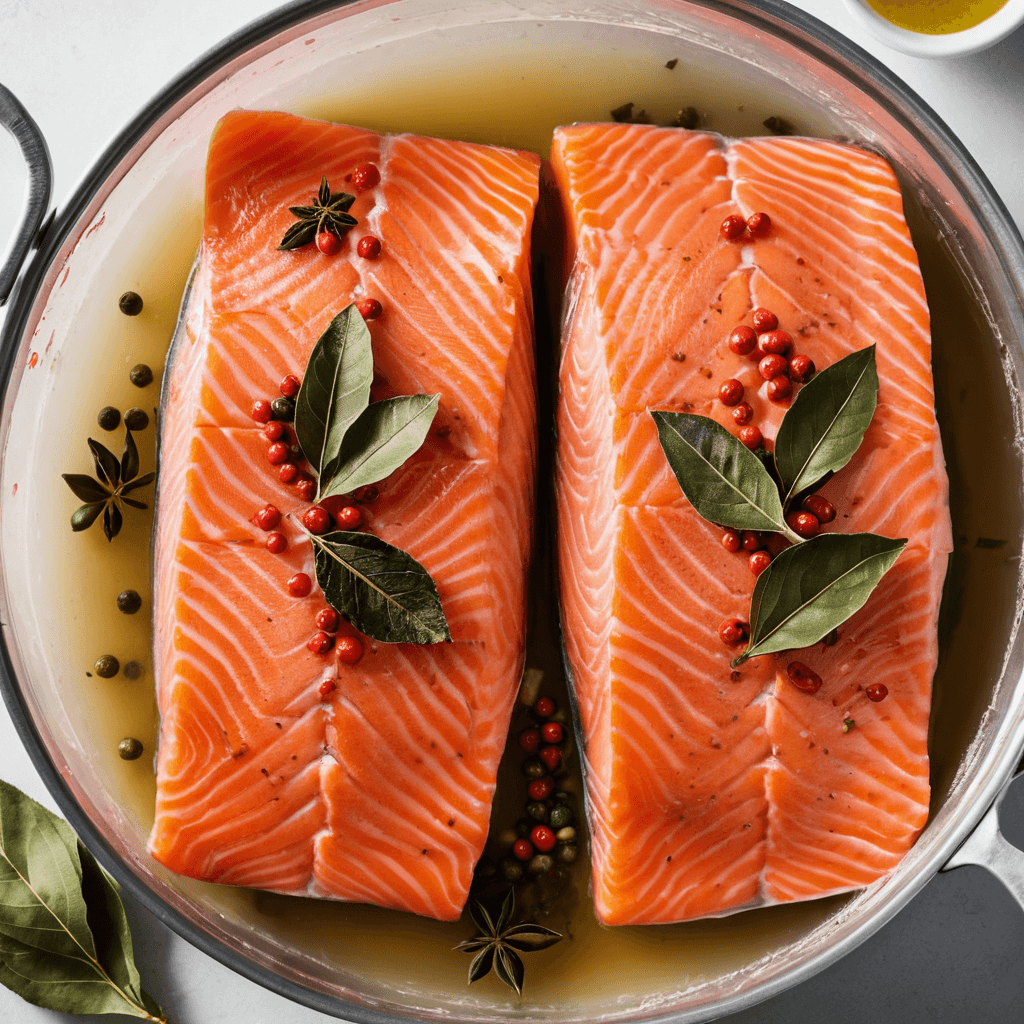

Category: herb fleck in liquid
[37, 35, 1020, 1018]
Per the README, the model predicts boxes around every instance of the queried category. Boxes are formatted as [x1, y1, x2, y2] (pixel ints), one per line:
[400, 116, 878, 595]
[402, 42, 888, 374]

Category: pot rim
[1, 1, 1024, 1022]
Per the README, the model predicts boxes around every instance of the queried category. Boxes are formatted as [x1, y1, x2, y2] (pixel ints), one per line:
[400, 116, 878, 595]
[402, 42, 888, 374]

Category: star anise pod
[278, 175, 358, 251]
[62, 429, 155, 542]
[455, 889, 561, 996]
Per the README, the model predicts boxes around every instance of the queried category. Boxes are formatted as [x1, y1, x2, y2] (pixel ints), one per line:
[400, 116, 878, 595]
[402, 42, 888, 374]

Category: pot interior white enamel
[2, 1, 1024, 1022]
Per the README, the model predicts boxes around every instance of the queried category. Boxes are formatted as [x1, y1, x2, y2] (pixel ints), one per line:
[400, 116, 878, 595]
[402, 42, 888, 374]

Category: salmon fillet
[149, 110, 539, 920]
[551, 123, 952, 925]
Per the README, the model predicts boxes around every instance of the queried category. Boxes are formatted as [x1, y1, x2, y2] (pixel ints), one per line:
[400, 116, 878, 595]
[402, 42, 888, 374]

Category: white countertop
[1, 2, 1022, 1023]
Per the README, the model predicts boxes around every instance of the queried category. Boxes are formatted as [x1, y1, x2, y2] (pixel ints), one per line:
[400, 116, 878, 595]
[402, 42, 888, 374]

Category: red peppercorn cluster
[719, 211, 772, 243]
[500, 694, 578, 882]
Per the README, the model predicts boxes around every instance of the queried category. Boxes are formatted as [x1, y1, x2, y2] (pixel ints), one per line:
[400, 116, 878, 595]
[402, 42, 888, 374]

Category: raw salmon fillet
[148, 110, 539, 920]
[551, 123, 952, 925]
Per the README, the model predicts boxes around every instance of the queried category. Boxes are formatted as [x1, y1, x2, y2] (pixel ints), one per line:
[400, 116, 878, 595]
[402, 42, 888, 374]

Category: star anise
[278, 176, 358, 251]
[455, 889, 561, 996]
[62, 429, 155, 542]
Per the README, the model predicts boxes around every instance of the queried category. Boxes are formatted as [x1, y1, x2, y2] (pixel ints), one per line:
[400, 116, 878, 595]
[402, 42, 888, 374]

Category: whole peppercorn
[253, 504, 282, 531]
[558, 844, 578, 864]
[528, 853, 554, 875]
[271, 397, 295, 421]
[722, 529, 742, 553]
[129, 364, 154, 388]
[534, 696, 556, 718]
[118, 737, 144, 761]
[728, 325, 757, 356]
[746, 211, 772, 237]
[252, 399, 273, 424]
[512, 838, 534, 862]
[866, 682, 889, 702]
[94, 655, 120, 678]
[316, 231, 342, 256]
[539, 745, 562, 772]
[118, 291, 144, 316]
[116, 589, 142, 614]
[803, 494, 837, 523]
[719, 379, 744, 406]
[541, 721, 564, 744]
[750, 307, 778, 332]
[501, 857, 525, 883]
[350, 162, 381, 191]
[787, 661, 823, 694]
[748, 550, 771, 577]
[287, 572, 312, 598]
[335, 506, 363, 530]
[720, 214, 746, 241]
[124, 407, 149, 431]
[122, 661, 144, 681]
[307, 631, 334, 655]
[318, 679, 337, 700]
[264, 421, 286, 442]
[357, 298, 383, 321]
[266, 442, 291, 465]
[278, 463, 299, 484]
[97, 406, 121, 431]
[519, 728, 541, 752]
[759, 353, 789, 381]
[302, 506, 332, 534]
[757, 329, 792, 356]
[296, 478, 317, 502]
[266, 532, 287, 554]
[767, 375, 793, 402]
[741, 531, 763, 552]
[523, 758, 548, 780]
[786, 510, 820, 538]
[527, 801, 550, 822]
[789, 354, 816, 383]
[718, 618, 749, 646]
[549, 805, 573, 830]
[731, 401, 754, 426]
[336, 635, 364, 665]
[739, 425, 763, 450]
[528, 776, 555, 801]
[352, 485, 379, 503]
[279, 374, 301, 398]
[316, 608, 340, 633]
[531, 825, 557, 853]
[357, 235, 382, 259]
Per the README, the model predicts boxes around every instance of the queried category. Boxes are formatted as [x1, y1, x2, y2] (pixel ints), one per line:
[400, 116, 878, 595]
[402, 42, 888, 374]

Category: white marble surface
[1, 1, 1023, 1023]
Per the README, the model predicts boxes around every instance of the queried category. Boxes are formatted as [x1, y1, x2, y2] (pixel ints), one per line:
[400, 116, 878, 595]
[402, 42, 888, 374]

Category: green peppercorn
[557, 844, 578, 864]
[129, 363, 154, 388]
[124, 407, 149, 431]
[474, 855, 496, 881]
[514, 817, 533, 839]
[118, 291, 144, 316]
[501, 857, 524, 883]
[118, 737, 144, 760]
[553, 791, 571, 802]
[528, 854, 554, 875]
[270, 396, 295, 421]
[116, 589, 142, 614]
[122, 661, 144, 681]
[522, 757, 547, 780]
[549, 805, 573, 830]
[94, 655, 119, 678]
[97, 406, 121, 431]
[527, 801, 549, 822]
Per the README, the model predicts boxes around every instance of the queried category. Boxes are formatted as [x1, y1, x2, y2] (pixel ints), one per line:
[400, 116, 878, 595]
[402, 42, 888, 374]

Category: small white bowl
[843, 0, 1024, 56]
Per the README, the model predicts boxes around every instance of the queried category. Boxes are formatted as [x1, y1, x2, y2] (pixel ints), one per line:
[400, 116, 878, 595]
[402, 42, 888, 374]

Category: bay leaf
[321, 394, 440, 499]
[311, 530, 451, 644]
[294, 305, 373, 480]
[732, 532, 907, 666]
[774, 346, 878, 506]
[652, 410, 787, 533]
[0, 779, 165, 1021]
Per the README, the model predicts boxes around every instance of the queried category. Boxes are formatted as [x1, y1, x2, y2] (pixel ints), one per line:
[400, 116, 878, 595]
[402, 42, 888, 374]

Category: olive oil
[866, 0, 1009, 34]
[6, 22, 1021, 1022]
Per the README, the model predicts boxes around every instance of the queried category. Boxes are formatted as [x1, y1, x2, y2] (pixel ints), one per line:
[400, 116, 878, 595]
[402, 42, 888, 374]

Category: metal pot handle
[0, 83, 53, 307]
[942, 771, 1024, 911]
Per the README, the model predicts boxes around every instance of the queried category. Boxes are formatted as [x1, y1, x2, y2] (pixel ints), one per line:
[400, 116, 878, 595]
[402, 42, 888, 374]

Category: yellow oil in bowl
[866, 0, 1008, 34]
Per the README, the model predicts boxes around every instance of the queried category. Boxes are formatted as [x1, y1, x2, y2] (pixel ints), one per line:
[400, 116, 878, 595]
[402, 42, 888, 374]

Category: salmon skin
[148, 110, 539, 920]
[551, 123, 952, 925]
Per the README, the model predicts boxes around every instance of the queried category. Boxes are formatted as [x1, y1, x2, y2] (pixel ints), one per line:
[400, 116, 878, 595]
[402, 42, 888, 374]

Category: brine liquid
[866, 0, 1008, 34]
[39, 30, 1021, 1018]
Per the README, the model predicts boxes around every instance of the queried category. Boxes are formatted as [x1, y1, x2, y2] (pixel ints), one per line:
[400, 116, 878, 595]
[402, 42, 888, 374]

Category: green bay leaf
[652, 410, 787, 533]
[774, 346, 878, 506]
[294, 305, 373, 482]
[0, 779, 165, 1021]
[733, 532, 907, 666]
[321, 394, 440, 499]
[311, 530, 451, 644]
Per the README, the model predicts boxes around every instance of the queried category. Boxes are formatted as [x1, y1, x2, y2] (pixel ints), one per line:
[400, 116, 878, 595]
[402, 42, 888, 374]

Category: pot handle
[942, 771, 1024, 912]
[0, 83, 53, 307]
